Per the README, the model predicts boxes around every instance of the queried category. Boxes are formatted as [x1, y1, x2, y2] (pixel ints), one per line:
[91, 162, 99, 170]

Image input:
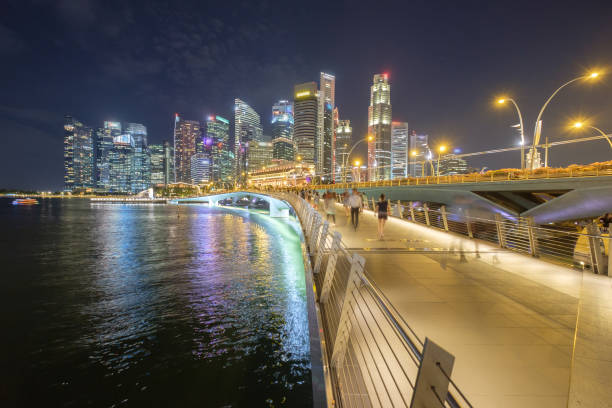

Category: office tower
[63, 115, 94, 191]
[247, 141, 273, 172]
[409, 132, 429, 177]
[293, 82, 318, 167]
[332, 107, 338, 181]
[126, 123, 150, 192]
[190, 153, 212, 184]
[317, 72, 335, 177]
[438, 155, 468, 175]
[234, 99, 263, 183]
[271, 100, 294, 140]
[94, 123, 117, 190]
[206, 115, 232, 183]
[108, 133, 134, 192]
[367, 74, 392, 180]
[335, 119, 352, 182]
[174, 114, 202, 183]
[150, 144, 165, 185]
[272, 137, 295, 161]
[163, 140, 174, 185]
[391, 122, 409, 179]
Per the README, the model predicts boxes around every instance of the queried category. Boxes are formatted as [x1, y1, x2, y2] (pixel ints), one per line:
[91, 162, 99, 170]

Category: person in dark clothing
[375, 193, 389, 239]
[599, 213, 612, 232]
[348, 188, 363, 230]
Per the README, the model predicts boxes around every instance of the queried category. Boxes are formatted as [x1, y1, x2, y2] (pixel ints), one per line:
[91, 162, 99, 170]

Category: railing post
[314, 221, 330, 273]
[465, 210, 473, 238]
[441, 205, 449, 232]
[331, 253, 366, 368]
[423, 203, 431, 226]
[586, 223, 606, 274]
[394, 200, 403, 218]
[320, 232, 342, 303]
[526, 217, 539, 257]
[495, 213, 506, 248]
[371, 197, 376, 212]
[409, 201, 415, 222]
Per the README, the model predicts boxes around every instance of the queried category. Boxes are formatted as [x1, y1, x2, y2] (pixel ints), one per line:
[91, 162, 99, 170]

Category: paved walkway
[319, 203, 612, 408]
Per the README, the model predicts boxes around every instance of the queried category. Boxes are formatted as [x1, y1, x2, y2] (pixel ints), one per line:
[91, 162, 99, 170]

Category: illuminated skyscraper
[335, 119, 352, 182]
[206, 115, 232, 183]
[94, 121, 119, 190]
[317, 72, 335, 177]
[438, 155, 468, 175]
[234, 99, 263, 184]
[163, 140, 174, 185]
[64, 115, 94, 191]
[391, 122, 409, 179]
[150, 143, 165, 185]
[191, 153, 212, 184]
[293, 82, 318, 167]
[271, 100, 293, 140]
[409, 132, 429, 177]
[174, 114, 202, 183]
[272, 137, 295, 162]
[126, 123, 150, 192]
[108, 133, 134, 193]
[247, 141, 273, 172]
[367, 74, 392, 180]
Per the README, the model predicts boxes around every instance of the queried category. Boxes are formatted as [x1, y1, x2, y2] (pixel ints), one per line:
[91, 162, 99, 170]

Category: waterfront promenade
[318, 203, 612, 407]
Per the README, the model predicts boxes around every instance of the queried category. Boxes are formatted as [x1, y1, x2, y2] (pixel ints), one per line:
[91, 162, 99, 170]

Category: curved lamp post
[436, 145, 447, 180]
[497, 97, 526, 169]
[530, 72, 600, 169]
[342, 135, 374, 183]
[573, 122, 612, 149]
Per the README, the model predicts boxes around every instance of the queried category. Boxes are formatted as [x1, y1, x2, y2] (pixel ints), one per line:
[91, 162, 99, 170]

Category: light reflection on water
[0, 199, 311, 407]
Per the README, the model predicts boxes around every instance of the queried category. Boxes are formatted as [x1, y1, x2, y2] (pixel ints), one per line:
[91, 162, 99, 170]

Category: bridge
[172, 191, 291, 217]
[311, 169, 612, 224]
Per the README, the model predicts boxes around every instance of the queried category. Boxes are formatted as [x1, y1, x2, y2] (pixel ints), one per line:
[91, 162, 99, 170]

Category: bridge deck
[319, 204, 612, 407]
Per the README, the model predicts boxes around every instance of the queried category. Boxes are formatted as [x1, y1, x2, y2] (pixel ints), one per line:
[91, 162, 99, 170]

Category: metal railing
[275, 192, 473, 408]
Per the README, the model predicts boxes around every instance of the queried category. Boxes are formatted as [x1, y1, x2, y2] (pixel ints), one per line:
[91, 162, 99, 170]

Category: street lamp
[436, 145, 447, 179]
[342, 135, 374, 183]
[530, 71, 600, 169]
[572, 121, 612, 149]
[353, 160, 361, 182]
[497, 97, 526, 169]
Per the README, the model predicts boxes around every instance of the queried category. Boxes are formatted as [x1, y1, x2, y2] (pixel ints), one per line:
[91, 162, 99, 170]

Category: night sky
[2, 0, 612, 190]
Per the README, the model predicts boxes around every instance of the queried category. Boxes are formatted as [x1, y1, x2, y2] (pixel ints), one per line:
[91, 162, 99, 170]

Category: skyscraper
[234, 99, 263, 184]
[391, 122, 409, 179]
[367, 74, 392, 180]
[247, 141, 273, 172]
[293, 82, 318, 167]
[409, 132, 429, 177]
[126, 123, 150, 192]
[438, 155, 469, 175]
[163, 140, 174, 185]
[150, 143, 165, 185]
[64, 115, 94, 191]
[271, 100, 294, 140]
[174, 114, 202, 183]
[335, 119, 352, 182]
[94, 122, 118, 190]
[206, 115, 232, 183]
[317, 73, 335, 177]
[108, 133, 134, 193]
[272, 137, 295, 162]
[190, 153, 212, 184]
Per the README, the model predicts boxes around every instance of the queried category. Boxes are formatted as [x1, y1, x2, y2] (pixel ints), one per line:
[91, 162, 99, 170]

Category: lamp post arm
[588, 126, 612, 149]
[508, 98, 525, 145]
[343, 138, 368, 182]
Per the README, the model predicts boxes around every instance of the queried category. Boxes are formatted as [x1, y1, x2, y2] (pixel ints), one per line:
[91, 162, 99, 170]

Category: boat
[12, 198, 39, 205]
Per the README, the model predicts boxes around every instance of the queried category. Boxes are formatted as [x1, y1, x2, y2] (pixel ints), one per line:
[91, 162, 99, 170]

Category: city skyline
[2, 0, 612, 189]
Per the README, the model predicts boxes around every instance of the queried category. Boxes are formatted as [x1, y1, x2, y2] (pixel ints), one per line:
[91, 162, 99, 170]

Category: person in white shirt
[348, 188, 363, 230]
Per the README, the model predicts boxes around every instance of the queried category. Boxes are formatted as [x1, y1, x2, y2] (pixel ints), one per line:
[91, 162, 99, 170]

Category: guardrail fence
[276, 192, 473, 408]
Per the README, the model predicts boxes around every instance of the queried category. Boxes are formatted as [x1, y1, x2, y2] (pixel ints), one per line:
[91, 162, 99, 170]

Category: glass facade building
[293, 82, 318, 167]
[409, 132, 429, 177]
[163, 140, 174, 185]
[174, 114, 202, 183]
[438, 155, 469, 175]
[247, 141, 273, 173]
[206, 115, 233, 183]
[150, 144, 165, 186]
[335, 119, 352, 182]
[190, 153, 212, 184]
[94, 123, 117, 191]
[272, 137, 295, 162]
[391, 122, 409, 179]
[271, 100, 294, 141]
[317, 73, 335, 177]
[234, 99, 263, 184]
[64, 115, 94, 191]
[367, 74, 392, 181]
[108, 134, 134, 193]
[126, 123, 150, 192]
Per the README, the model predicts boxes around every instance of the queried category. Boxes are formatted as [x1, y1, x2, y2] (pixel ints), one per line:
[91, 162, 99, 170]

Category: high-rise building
[438, 155, 468, 175]
[271, 100, 294, 140]
[150, 144, 165, 186]
[367, 74, 392, 180]
[409, 132, 429, 177]
[317, 73, 335, 177]
[64, 115, 94, 191]
[94, 122, 117, 190]
[206, 115, 232, 183]
[174, 114, 202, 183]
[272, 137, 295, 162]
[391, 122, 409, 179]
[163, 140, 174, 185]
[335, 119, 352, 182]
[126, 123, 150, 192]
[293, 82, 318, 167]
[108, 133, 134, 193]
[247, 141, 273, 172]
[190, 153, 212, 184]
[234, 99, 263, 184]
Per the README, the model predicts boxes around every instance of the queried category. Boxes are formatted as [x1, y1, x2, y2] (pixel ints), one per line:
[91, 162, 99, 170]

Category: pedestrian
[348, 188, 363, 231]
[343, 190, 350, 217]
[313, 191, 320, 210]
[325, 191, 336, 225]
[599, 213, 612, 233]
[375, 193, 389, 239]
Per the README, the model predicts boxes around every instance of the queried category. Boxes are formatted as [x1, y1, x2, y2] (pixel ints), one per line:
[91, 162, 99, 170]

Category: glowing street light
[530, 71, 601, 169]
[436, 145, 447, 179]
[342, 135, 374, 183]
[497, 96, 526, 169]
[572, 121, 612, 149]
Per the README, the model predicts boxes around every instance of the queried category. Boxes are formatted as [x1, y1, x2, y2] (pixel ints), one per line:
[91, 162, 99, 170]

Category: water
[0, 198, 312, 407]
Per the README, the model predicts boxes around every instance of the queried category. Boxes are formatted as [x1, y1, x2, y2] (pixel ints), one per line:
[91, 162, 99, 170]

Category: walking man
[348, 188, 363, 230]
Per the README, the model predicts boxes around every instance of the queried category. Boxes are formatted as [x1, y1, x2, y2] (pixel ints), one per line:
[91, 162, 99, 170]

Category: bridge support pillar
[526, 217, 539, 257]
[409, 202, 415, 222]
[465, 210, 474, 238]
[423, 203, 431, 226]
[586, 223, 607, 275]
[441, 205, 449, 232]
